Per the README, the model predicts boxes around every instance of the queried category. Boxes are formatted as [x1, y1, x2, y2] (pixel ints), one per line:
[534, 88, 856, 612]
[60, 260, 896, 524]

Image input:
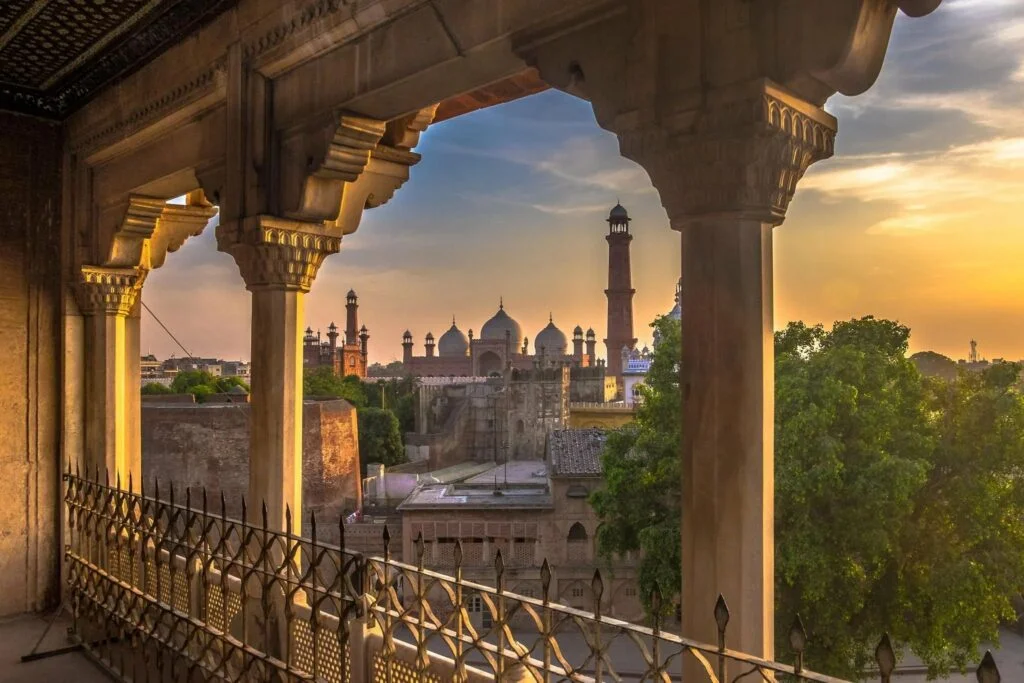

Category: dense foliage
[358, 407, 406, 473]
[593, 315, 1024, 678]
[364, 376, 417, 435]
[302, 368, 368, 406]
[141, 370, 250, 402]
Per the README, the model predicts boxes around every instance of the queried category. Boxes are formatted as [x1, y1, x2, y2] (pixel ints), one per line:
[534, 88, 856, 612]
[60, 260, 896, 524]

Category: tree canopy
[161, 370, 250, 402]
[358, 407, 406, 473]
[302, 368, 368, 407]
[593, 315, 1024, 678]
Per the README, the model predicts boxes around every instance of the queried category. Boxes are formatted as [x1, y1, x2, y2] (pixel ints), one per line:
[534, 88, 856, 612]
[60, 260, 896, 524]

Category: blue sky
[143, 0, 1024, 364]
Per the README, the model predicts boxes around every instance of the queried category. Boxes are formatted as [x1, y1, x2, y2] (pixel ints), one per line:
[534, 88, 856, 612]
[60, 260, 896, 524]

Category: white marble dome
[480, 302, 523, 342]
[438, 319, 469, 357]
[534, 317, 568, 356]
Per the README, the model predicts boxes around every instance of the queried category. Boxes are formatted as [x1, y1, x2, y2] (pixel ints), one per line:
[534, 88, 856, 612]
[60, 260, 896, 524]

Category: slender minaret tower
[345, 289, 359, 345]
[604, 203, 636, 387]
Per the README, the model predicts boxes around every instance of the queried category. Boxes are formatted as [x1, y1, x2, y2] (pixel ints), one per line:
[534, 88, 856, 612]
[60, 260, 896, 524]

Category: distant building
[304, 289, 369, 378]
[388, 428, 640, 624]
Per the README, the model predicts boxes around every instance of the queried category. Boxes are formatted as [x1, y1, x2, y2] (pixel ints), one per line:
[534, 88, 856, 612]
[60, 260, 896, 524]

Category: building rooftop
[398, 460, 552, 510]
[549, 429, 606, 477]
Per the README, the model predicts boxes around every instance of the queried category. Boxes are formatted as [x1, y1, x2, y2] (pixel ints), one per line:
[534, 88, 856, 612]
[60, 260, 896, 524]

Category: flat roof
[398, 460, 552, 511]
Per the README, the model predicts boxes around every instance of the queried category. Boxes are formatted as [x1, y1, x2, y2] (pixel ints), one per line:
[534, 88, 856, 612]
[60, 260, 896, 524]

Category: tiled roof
[549, 429, 606, 477]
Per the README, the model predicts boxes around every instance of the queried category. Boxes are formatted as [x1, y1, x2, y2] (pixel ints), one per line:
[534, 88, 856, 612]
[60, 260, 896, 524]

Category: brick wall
[142, 399, 361, 539]
[0, 111, 62, 615]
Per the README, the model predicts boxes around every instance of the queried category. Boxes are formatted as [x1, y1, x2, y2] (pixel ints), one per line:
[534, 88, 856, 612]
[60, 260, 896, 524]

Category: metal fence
[63, 469, 1003, 682]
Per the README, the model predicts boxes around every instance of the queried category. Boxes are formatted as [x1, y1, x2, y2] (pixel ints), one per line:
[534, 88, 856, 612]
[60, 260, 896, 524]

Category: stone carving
[616, 83, 837, 227]
[280, 114, 386, 222]
[219, 217, 342, 292]
[101, 193, 218, 271]
[70, 59, 226, 153]
[76, 265, 146, 316]
[242, 0, 346, 62]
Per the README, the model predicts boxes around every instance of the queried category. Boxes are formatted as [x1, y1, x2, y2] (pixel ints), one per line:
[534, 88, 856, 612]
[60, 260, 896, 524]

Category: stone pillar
[220, 217, 340, 533]
[615, 80, 836, 658]
[125, 301, 142, 477]
[76, 266, 146, 483]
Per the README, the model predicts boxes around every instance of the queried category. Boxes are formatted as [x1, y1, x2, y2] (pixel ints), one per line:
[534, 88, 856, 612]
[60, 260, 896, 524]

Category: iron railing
[63, 469, 1003, 682]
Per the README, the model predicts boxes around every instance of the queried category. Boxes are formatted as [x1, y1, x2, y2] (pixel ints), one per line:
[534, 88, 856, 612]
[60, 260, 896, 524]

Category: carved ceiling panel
[0, 0, 236, 118]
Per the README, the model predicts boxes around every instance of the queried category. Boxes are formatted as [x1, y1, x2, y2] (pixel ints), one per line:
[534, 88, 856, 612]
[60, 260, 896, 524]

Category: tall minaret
[345, 289, 359, 345]
[604, 203, 636, 387]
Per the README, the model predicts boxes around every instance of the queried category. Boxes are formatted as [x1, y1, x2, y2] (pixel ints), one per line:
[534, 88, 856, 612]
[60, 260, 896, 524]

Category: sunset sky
[142, 0, 1024, 365]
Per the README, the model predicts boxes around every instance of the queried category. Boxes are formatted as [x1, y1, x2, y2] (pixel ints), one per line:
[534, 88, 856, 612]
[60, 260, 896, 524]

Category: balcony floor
[0, 612, 110, 683]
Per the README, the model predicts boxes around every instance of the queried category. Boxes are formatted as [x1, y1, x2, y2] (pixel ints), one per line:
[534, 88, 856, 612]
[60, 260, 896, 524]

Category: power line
[140, 299, 196, 362]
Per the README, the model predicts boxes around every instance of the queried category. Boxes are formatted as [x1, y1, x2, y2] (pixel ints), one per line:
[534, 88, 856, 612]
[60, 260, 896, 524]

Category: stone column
[125, 301, 142, 477]
[616, 80, 836, 659]
[76, 266, 146, 484]
[220, 217, 340, 534]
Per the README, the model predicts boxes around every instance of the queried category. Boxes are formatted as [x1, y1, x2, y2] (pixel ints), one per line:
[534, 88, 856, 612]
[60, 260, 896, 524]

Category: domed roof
[608, 203, 629, 222]
[586, 327, 596, 338]
[438, 318, 469, 357]
[573, 324, 584, 337]
[534, 315, 568, 356]
[480, 300, 523, 342]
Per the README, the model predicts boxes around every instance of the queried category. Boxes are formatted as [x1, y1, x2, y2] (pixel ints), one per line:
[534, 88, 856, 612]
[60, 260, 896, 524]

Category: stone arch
[478, 351, 502, 376]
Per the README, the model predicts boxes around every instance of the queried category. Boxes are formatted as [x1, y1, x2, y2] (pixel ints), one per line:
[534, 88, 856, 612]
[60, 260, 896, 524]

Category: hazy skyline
[142, 0, 1024, 365]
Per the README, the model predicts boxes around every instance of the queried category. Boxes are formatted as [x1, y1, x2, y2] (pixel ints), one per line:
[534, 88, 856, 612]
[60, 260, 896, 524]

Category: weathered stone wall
[0, 112, 62, 616]
[142, 399, 361, 539]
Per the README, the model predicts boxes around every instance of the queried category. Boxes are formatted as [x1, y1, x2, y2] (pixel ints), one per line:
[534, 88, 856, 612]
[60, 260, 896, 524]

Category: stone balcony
[56, 472, 1007, 683]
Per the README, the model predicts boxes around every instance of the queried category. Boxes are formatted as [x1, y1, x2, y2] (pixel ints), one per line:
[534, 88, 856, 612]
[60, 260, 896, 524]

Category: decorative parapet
[62, 469, 1002, 683]
[76, 265, 146, 316]
[219, 216, 341, 292]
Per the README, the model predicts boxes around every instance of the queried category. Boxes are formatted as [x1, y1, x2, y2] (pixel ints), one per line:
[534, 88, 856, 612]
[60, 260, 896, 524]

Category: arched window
[567, 522, 589, 563]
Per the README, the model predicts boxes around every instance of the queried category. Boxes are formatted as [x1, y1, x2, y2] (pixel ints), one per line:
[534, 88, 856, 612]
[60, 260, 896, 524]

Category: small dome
[403, 330, 412, 341]
[608, 203, 629, 222]
[535, 316, 568, 356]
[480, 301, 523, 342]
[573, 325, 584, 338]
[328, 321, 337, 330]
[438, 319, 469, 357]
[347, 289, 356, 298]
[586, 327, 596, 338]
[425, 332, 435, 341]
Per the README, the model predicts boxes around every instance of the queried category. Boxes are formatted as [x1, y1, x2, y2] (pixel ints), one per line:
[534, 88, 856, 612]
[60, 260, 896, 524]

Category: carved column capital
[218, 216, 341, 293]
[615, 81, 836, 228]
[76, 265, 146, 316]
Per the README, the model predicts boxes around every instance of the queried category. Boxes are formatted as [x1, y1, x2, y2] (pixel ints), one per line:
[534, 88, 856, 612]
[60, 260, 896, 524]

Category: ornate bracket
[101, 192, 219, 270]
[330, 105, 437, 235]
[279, 114, 387, 222]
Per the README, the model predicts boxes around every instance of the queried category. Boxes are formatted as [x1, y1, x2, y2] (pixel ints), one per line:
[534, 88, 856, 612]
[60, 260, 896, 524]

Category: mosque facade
[400, 303, 601, 378]
[401, 203, 646, 386]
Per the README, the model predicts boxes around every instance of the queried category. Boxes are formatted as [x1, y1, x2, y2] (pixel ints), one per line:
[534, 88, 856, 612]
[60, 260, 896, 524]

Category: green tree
[358, 407, 406, 473]
[910, 350, 958, 381]
[303, 368, 367, 407]
[170, 370, 216, 394]
[365, 376, 418, 436]
[592, 315, 1024, 678]
[774, 317, 934, 675]
[141, 382, 173, 394]
[590, 315, 681, 615]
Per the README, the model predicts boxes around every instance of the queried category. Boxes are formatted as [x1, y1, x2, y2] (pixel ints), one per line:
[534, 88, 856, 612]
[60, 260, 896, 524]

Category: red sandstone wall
[141, 400, 361, 540]
[0, 112, 62, 615]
